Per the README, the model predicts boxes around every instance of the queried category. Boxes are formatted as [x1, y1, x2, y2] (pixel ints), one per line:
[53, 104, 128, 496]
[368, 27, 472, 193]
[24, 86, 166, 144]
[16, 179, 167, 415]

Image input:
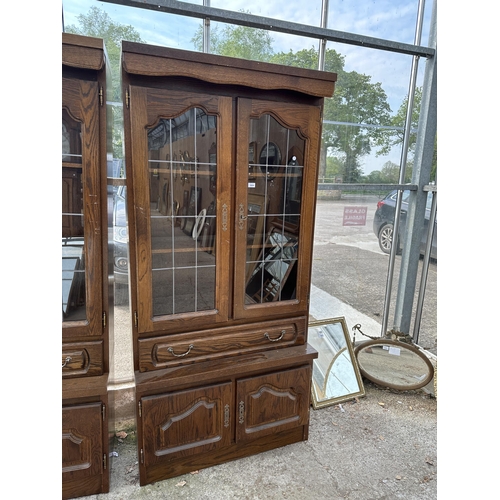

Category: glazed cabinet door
[233, 98, 322, 320]
[62, 402, 106, 499]
[126, 86, 232, 334]
[139, 382, 233, 480]
[236, 366, 311, 443]
[62, 77, 104, 338]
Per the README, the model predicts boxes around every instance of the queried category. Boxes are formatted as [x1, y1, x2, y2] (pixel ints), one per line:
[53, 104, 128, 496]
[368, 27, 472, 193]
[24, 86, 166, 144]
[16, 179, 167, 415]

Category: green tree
[192, 12, 274, 62]
[65, 6, 144, 101]
[324, 71, 391, 182]
[375, 87, 437, 181]
[271, 47, 391, 183]
[379, 161, 401, 183]
[324, 156, 344, 182]
[270, 46, 344, 72]
[65, 6, 145, 159]
[362, 169, 383, 184]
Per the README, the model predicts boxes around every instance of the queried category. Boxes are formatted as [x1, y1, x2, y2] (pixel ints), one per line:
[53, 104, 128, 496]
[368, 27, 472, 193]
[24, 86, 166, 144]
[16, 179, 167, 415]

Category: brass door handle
[238, 203, 246, 230]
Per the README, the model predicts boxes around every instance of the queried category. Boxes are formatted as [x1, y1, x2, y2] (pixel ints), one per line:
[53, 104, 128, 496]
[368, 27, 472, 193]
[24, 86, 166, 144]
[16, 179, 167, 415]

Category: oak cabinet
[62, 33, 110, 499]
[122, 41, 336, 485]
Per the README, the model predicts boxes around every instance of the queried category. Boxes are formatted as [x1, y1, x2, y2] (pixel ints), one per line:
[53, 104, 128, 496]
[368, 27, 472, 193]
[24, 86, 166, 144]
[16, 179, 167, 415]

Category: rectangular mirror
[308, 317, 365, 409]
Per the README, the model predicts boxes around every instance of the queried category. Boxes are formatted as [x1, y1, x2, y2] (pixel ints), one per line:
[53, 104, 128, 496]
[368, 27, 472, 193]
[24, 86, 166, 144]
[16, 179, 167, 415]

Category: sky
[61, 0, 434, 173]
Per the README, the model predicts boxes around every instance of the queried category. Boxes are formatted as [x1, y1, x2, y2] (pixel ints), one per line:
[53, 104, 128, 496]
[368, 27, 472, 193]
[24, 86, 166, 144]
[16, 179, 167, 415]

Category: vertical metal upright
[393, 0, 437, 338]
[317, 0, 330, 180]
[381, 0, 428, 337]
[318, 0, 329, 71]
[203, 0, 211, 53]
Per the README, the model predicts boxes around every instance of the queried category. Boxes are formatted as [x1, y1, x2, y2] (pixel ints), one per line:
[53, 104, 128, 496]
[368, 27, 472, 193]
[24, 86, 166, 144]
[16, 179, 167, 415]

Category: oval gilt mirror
[354, 339, 434, 391]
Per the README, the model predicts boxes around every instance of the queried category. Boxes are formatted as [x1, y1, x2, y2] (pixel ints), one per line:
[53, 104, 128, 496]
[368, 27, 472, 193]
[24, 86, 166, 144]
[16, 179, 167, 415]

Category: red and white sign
[343, 206, 367, 226]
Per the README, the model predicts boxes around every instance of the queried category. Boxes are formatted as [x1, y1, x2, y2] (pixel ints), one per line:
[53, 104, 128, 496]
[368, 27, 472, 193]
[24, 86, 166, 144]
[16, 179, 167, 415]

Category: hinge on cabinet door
[138, 401, 142, 417]
[99, 86, 104, 107]
[140, 449, 144, 464]
[125, 88, 130, 109]
[102, 404, 106, 421]
[102, 311, 107, 328]
[103, 453, 107, 470]
[134, 311, 138, 328]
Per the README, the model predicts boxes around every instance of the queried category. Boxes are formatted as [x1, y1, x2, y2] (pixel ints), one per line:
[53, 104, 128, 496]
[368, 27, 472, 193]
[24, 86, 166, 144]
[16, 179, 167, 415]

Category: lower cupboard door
[236, 365, 311, 443]
[62, 402, 104, 496]
[140, 382, 233, 468]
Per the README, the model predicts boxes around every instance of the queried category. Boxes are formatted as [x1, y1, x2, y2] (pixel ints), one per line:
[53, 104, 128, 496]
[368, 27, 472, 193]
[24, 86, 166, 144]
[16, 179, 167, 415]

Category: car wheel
[378, 223, 400, 254]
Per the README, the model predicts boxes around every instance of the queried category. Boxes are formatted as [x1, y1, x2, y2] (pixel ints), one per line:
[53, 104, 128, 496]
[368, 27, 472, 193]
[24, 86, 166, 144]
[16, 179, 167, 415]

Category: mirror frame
[354, 339, 434, 391]
[309, 317, 365, 409]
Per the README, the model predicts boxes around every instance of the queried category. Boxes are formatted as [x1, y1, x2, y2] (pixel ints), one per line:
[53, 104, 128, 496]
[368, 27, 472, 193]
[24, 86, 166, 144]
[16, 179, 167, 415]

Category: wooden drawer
[138, 317, 306, 372]
[62, 341, 103, 378]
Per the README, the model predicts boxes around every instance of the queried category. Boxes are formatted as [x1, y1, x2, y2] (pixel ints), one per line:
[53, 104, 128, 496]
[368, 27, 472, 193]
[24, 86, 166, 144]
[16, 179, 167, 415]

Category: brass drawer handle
[167, 344, 194, 357]
[62, 356, 72, 368]
[264, 330, 285, 342]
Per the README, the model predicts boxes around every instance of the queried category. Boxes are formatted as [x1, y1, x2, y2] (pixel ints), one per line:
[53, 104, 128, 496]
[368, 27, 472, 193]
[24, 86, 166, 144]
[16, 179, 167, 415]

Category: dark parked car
[373, 189, 437, 259]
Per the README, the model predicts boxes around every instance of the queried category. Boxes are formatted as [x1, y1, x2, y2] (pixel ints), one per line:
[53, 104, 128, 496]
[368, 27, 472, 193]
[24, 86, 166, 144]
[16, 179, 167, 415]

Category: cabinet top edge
[121, 41, 336, 98]
[62, 33, 106, 71]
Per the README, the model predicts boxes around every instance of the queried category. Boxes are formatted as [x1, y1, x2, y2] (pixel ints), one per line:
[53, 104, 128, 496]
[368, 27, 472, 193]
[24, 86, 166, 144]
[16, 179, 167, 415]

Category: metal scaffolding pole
[318, 0, 329, 71]
[381, 0, 427, 337]
[413, 186, 437, 343]
[393, 0, 437, 339]
[203, 0, 210, 54]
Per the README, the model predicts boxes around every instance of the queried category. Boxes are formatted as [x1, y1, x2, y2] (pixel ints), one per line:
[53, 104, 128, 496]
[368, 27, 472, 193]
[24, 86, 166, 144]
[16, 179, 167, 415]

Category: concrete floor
[83, 381, 437, 500]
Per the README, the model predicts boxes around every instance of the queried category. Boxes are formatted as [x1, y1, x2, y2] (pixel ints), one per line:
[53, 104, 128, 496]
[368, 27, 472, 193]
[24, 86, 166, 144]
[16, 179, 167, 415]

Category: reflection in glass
[308, 318, 365, 409]
[147, 107, 217, 317]
[244, 114, 305, 304]
[354, 339, 434, 391]
[152, 264, 215, 316]
[246, 228, 298, 303]
[62, 109, 86, 321]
